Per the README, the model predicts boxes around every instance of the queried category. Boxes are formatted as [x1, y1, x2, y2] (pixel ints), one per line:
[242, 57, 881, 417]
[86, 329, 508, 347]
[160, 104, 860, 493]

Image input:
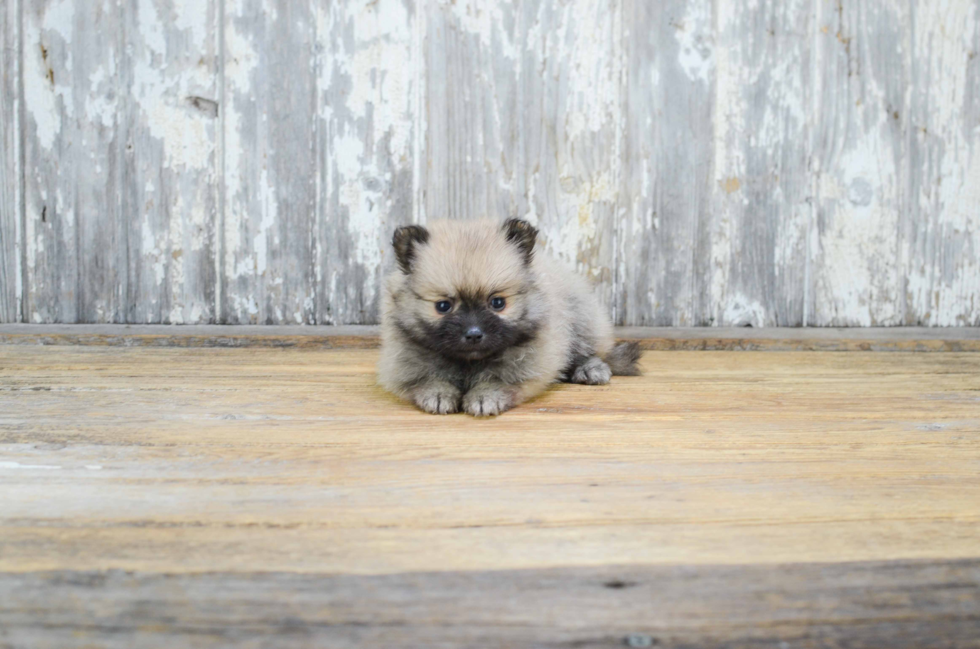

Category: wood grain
[904, 0, 980, 326]
[424, 0, 622, 309]
[810, 0, 909, 326]
[5, 0, 980, 326]
[1, 561, 978, 648]
[1, 345, 979, 646]
[708, 0, 811, 326]
[619, 0, 713, 326]
[121, 0, 220, 324]
[22, 0, 119, 322]
[316, 0, 417, 325]
[1, 346, 979, 574]
[2, 324, 980, 350]
[0, 0, 20, 323]
[222, 0, 317, 324]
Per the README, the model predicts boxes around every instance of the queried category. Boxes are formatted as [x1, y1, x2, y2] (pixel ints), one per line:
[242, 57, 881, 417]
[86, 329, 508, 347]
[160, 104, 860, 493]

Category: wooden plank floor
[1, 345, 979, 647]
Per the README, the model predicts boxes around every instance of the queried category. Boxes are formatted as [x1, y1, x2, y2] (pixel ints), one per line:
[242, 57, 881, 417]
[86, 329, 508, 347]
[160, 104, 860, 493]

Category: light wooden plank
[316, 0, 417, 325]
[708, 0, 812, 326]
[1, 347, 978, 574]
[222, 0, 317, 324]
[22, 0, 124, 323]
[619, 0, 714, 325]
[120, 0, 220, 323]
[1, 345, 978, 644]
[424, 0, 622, 311]
[810, 1, 910, 326]
[0, 0, 21, 323]
[904, 0, 980, 326]
[2, 561, 978, 648]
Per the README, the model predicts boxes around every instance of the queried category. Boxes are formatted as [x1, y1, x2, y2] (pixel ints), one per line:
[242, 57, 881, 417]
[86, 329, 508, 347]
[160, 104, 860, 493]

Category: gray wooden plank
[1, 561, 978, 648]
[424, 0, 622, 312]
[22, 0, 123, 323]
[2, 324, 978, 351]
[316, 0, 417, 325]
[222, 0, 317, 324]
[119, 0, 220, 323]
[707, 0, 812, 326]
[0, 0, 21, 323]
[903, 0, 980, 326]
[810, 1, 910, 326]
[619, 0, 714, 326]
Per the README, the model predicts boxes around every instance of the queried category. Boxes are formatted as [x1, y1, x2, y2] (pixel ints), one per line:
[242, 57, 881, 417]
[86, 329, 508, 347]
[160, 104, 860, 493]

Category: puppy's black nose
[464, 326, 484, 343]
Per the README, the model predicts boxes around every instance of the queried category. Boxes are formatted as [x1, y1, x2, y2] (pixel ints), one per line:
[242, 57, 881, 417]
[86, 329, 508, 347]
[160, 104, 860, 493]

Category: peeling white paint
[23, 20, 65, 151]
[817, 132, 902, 326]
[676, 0, 714, 84]
[253, 169, 278, 277]
[7, 0, 980, 327]
[723, 293, 767, 328]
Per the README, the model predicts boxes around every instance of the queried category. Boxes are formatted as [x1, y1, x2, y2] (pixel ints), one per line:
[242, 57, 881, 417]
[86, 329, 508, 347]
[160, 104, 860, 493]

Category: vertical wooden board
[519, 0, 623, 312]
[223, 0, 316, 324]
[619, 0, 714, 325]
[904, 0, 980, 326]
[0, 0, 21, 322]
[810, 1, 909, 326]
[316, 0, 417, 325]
[707, 0, 812, 326]
[424, 0, 622, 313]
[120, 0, 219, 323]
[22, 0, 123, 323]
[423, 0, 521, 222]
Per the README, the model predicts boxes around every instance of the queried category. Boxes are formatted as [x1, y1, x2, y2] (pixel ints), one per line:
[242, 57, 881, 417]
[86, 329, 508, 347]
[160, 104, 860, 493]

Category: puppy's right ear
[392, 225, 430, 274]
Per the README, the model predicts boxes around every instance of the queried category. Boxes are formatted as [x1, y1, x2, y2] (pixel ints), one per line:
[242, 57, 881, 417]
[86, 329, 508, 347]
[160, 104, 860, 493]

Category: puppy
[378, 218, 640, 416]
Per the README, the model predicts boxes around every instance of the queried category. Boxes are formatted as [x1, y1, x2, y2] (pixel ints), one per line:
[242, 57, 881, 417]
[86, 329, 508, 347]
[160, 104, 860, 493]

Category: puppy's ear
[392, 225, 430, 274]
[503, 219, 538, 264]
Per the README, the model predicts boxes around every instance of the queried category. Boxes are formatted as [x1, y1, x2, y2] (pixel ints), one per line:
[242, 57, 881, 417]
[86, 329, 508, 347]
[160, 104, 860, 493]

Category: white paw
[413, 386, 461, 414]
[571, 358, 612, 385]
[463, 389, 514, 417]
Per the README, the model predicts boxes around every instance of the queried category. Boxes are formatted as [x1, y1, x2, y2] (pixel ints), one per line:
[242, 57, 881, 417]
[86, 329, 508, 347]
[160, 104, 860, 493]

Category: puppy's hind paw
[570, 357, 612, 385]
[463, 388, 515, 417]
[413, 385, 461, 415]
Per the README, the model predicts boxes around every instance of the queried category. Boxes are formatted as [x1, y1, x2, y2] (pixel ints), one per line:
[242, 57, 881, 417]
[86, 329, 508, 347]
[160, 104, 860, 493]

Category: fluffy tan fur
[378, 219, 639, 416]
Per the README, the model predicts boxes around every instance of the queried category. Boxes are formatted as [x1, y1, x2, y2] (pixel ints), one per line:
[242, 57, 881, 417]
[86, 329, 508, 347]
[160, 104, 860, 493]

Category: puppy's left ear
[392, 225, 430, 274]
[503, 219, 538, 264]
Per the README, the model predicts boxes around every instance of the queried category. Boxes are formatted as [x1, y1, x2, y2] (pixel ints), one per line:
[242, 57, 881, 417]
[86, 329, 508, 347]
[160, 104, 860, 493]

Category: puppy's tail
[604, 341, 642, 376]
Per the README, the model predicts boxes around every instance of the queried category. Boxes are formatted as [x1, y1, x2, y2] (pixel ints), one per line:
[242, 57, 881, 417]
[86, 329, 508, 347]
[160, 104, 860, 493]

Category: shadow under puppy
[378, 218, 641, 416]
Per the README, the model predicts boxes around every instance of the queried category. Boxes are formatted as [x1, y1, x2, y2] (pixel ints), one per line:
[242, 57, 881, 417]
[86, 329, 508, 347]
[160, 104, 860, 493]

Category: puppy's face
[390, 219, 542, 361]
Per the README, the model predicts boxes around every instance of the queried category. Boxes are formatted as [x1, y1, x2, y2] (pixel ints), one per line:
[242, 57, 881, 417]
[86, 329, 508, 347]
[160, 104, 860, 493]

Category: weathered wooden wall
[1, 0, 978, 326]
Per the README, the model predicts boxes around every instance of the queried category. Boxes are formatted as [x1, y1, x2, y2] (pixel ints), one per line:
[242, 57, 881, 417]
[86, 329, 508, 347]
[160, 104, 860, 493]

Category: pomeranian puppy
[378, 218, 640, 416]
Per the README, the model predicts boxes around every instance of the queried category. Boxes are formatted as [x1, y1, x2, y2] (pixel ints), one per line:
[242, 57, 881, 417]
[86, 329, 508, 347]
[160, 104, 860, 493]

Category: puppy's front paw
[571, 357, 612, 385]
[413, 385, 461, 415]
[463, 387, 515, 417]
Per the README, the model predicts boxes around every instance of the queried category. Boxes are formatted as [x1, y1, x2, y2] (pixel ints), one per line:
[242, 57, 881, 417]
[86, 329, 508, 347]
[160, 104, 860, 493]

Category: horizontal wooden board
[1, 347, 979, 575]
[1, 560, 978, 648]
[1, 324, 979, 351]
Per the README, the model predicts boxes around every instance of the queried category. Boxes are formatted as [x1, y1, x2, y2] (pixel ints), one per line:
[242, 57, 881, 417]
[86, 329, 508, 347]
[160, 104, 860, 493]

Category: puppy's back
[532, 254, 614, 362]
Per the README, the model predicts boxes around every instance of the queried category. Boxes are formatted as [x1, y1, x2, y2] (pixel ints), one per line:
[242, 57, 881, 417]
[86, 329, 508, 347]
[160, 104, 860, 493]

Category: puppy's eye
[435, 300, 453, 314]
[490, 296, 506, 311]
